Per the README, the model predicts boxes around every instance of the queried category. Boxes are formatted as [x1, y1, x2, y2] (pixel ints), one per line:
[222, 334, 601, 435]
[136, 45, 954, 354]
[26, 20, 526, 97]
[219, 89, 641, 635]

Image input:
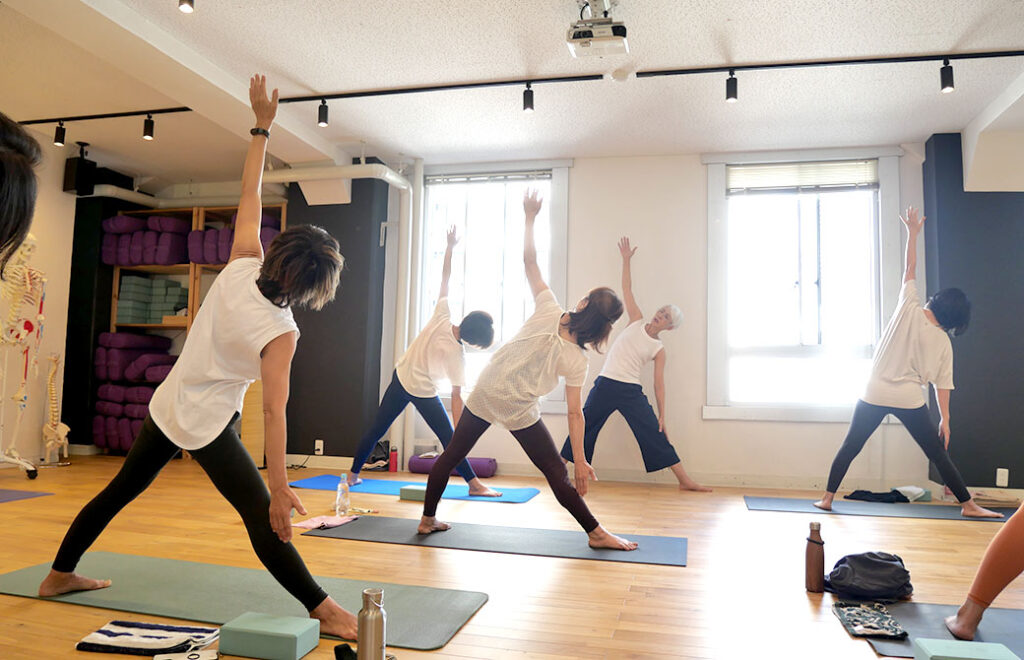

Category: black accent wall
[922, 133, 1024, 487]
[285, 175, 389, 456]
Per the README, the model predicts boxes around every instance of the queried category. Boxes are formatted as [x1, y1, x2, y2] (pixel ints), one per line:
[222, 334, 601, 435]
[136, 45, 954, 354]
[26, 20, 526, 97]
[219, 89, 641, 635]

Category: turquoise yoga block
[219, 611, 320, 660]
[913, 637, 1020, 660]
[400, 484, 427, 501]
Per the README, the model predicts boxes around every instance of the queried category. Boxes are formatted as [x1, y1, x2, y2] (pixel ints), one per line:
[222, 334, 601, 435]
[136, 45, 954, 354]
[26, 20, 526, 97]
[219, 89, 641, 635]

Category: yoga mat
[290, 474, 540, 504]
[0, 488, 51, 504]
[304, 515, 687, 567]
[743, 496, 1016, 521]
[864, 602, 1024, 658]
[0, 552, 486, 651]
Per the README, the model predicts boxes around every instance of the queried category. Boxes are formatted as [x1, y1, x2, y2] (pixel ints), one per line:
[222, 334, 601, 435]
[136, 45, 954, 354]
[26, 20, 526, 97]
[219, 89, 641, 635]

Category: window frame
[703, 147, 904, 422]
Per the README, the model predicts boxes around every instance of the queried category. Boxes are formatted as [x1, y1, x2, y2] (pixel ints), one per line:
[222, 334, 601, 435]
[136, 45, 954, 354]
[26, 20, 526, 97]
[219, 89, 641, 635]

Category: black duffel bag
[824, 552, 913, 600]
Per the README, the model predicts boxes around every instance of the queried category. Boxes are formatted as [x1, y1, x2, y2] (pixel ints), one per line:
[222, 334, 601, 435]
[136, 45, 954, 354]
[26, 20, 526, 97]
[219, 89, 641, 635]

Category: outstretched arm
[935, 386, 952, 449]
[566, 385, 596, 496]
[438, 226, 458, 299]
[900, 207, 925, 284]
[522, 190, 549, 298]
[230, 74, 279, 263]
[450, 386, 464, 427]
[261, 331, 306, 543]
[619, 237, 643, 323]
[653, 349, 667, 432]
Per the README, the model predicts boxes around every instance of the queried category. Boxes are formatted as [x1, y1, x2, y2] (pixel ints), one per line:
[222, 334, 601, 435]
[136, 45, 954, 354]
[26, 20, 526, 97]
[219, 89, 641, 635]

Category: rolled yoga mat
[861, 602, 1024, 658]
[303, 516, 687, 567]
[0, 552, 487, 651]
[289, 474, 540, 504]
[0, 489, 51, 504]
[743, 496, 1017, 521]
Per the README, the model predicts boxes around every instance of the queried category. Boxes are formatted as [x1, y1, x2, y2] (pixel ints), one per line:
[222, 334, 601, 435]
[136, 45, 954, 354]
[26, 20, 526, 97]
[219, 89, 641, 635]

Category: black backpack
[824, 552, 913, 601]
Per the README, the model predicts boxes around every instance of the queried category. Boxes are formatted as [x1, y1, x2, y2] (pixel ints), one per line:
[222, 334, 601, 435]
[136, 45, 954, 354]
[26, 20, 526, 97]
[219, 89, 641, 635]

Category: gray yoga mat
[304, 516, 687, 566]
[0, 488, 51, 503]
[865, 602, 1024, 658]
[744, 496, 1016, 521]
[0, 552, 486, 651]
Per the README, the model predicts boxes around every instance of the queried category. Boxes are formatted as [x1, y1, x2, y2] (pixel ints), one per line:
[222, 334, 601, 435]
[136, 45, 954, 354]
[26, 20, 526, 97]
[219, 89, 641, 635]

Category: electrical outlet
[996, 467, 1009, 488]
[314, 439, 324, 456]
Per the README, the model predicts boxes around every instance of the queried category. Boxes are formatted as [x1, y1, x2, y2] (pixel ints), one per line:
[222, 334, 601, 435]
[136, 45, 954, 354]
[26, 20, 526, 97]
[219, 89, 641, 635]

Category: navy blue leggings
[351, 371, 478, 483]
[826, 399, 971, 502]
[560, 376, 681, 472]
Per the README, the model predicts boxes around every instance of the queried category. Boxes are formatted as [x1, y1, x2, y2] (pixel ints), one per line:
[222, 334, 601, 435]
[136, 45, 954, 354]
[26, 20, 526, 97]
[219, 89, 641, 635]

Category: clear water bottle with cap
[805, 521, 825, 593]
[356, 587, 386, 660]
[335, 474, 350, 516]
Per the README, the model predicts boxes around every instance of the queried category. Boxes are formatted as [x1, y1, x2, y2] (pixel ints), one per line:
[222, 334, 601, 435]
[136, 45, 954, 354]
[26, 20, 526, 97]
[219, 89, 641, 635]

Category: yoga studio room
[3, 1, 1024, 658]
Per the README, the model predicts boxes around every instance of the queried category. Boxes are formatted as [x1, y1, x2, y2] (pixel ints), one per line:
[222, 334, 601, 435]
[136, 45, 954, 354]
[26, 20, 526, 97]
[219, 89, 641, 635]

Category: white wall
[0, 130, 77, 469]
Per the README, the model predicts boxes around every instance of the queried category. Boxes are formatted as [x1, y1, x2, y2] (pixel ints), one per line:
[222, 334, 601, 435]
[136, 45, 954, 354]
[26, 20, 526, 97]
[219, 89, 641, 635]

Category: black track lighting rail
[20, 106, 191, 126]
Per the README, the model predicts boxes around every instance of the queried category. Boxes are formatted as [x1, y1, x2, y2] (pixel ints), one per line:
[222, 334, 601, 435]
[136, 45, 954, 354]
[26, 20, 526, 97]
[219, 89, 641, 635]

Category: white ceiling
[3, 0, 1024, 189]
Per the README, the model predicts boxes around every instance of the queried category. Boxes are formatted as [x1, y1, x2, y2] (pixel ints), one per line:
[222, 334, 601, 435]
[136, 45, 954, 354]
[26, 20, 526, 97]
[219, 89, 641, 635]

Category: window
[705, 151, 903, 418]
[418, 164, 569, 397]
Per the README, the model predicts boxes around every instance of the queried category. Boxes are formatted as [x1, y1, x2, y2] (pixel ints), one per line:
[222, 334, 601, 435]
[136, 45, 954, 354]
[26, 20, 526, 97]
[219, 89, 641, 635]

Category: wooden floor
[0, 456, 1018, 659]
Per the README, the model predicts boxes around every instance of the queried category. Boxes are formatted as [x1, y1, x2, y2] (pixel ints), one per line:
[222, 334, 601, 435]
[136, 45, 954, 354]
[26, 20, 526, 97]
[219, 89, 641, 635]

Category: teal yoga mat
[744, 496, 1016, 521]
[0, 552, 487, 651]
[290, 474, 540, 503]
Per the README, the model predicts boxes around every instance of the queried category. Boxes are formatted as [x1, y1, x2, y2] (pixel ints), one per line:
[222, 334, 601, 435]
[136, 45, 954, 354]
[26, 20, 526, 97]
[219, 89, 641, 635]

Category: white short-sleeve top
[149, 257, 299, 450]
[862, 279, 954, 408]
[467, 289, 588, 430]
[395, 297, 465, 398]
[599, 320, 664, 385]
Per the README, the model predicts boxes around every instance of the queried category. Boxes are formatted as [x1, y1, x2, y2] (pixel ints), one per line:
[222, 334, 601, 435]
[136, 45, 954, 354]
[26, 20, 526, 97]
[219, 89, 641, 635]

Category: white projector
[566, 18, 629, 57]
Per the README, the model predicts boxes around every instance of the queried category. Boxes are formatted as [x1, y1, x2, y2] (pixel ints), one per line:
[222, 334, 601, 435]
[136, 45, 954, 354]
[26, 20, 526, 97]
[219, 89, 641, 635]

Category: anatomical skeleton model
[0, 234, 46, 479]
[44, 353, 70, 465]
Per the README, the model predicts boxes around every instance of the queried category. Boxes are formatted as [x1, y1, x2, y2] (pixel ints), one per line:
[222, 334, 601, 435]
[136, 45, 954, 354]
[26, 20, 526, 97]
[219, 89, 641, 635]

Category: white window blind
[727, 160, 878, 194]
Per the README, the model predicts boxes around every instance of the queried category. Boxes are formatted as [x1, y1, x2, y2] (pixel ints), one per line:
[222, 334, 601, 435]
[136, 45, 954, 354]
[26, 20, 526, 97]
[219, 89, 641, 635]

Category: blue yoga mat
[290, 474, 540, 503]
[0, 488, 51, 504]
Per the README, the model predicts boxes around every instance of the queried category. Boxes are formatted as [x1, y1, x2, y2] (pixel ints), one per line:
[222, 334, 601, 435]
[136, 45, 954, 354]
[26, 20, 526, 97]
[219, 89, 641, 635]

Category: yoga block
[400, 485, 427, 501]
[220, 612, 320, 660]
[408, 455, 497, 478]
[913, 638, 1020, 660]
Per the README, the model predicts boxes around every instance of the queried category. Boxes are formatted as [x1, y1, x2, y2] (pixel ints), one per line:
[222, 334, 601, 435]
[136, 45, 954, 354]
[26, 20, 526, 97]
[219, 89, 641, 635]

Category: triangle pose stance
[347, 226, 500, 497]
[813, 208, 999, 519]
[37, 76, 361, 639]
[418, 190, 638, 551]
[560, 237, 709, 493]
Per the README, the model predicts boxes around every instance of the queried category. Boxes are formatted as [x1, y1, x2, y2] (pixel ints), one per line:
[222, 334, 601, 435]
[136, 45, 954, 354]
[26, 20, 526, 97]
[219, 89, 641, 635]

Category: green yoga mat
[0, 552, 486, 651]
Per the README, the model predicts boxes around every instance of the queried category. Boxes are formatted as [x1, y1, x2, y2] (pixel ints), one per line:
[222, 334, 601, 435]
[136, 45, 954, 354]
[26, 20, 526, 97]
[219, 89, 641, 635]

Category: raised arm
[261, 331, 305, 543]
[900, 207, 925, 284]
[438, 226, 458, 299]
[653, 348, 667, 432]
[522, 190, 549, 298]
[618, 237, 643, 322]
[229, 74, 279, 263]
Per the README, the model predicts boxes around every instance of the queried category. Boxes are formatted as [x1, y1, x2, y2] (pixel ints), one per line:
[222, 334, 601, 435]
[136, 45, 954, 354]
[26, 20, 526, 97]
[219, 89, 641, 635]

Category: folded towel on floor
[77, 620, 218, 655]
[292, 515, 359, 530]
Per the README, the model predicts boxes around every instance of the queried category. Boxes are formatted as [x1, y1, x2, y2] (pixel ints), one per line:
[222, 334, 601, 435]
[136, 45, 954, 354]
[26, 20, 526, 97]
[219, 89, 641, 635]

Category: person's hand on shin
[269, 486, 307, 543]
[574, 461, 597, 496]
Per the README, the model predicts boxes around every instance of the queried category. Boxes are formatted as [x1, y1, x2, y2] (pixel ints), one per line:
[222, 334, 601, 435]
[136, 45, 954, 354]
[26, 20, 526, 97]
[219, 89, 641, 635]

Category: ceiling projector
[566, 0, 628, 57]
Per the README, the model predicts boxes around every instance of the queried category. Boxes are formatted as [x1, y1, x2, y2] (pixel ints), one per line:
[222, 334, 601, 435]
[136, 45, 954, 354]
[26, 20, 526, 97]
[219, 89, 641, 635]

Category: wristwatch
[250, 127, 270, 138]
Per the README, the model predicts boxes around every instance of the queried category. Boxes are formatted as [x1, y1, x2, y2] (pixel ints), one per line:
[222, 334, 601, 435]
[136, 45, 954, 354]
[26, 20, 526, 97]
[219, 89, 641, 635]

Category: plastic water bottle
[805, 521, 825, 593]
[357, 587, 386, 660]
[335, 474, 350, 516]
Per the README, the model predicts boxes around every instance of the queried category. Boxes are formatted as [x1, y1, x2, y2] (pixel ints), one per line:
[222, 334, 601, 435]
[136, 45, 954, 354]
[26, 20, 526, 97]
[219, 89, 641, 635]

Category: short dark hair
[0, 112, 42, 276]
[257, 225, 343, 310]
[928, 287, 971, 337]
[566, 287, 623, 352]
[459, 311, 494, 348]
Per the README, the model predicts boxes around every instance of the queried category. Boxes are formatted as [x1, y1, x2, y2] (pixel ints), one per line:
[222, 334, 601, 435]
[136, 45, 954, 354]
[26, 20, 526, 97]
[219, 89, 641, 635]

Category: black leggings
[52, 415, 329, 612]
[825, 400, 971, 502]
[422, 408, 599, 533]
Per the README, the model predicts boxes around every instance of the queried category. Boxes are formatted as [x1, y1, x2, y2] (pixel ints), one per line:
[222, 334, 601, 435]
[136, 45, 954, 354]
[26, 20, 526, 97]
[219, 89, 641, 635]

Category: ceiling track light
[725, 70, 738, 103]
[318, 99, 329, 127]
[940, 58, 955, 93]
[523, 83, 534, 112]
[178, 0, 194, 13]
[143, 114, 155, 140]
[53, 121, 66, 147]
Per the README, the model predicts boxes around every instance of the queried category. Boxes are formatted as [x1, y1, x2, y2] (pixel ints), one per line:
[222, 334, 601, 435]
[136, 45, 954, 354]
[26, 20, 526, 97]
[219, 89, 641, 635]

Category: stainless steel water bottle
[356, 587, 386, 660]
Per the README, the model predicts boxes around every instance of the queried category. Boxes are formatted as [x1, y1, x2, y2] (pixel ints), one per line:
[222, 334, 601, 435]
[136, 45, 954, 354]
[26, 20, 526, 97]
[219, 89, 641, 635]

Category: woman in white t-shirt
[39, 76, 362, 638]
[560, 237, 710, 492]
[417, 191, 637, 551]
[813, 208, 1000, 519]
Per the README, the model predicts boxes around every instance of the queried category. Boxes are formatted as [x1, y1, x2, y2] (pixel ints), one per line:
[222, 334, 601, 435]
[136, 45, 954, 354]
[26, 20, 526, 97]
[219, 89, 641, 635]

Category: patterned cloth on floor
[76, 620, 219, 655]
[832, 601, 908, 638]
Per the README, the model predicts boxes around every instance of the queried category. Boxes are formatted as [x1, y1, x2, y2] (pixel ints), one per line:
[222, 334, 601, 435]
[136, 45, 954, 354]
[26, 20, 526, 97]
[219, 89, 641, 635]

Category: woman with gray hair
[560, 237, 709, 492]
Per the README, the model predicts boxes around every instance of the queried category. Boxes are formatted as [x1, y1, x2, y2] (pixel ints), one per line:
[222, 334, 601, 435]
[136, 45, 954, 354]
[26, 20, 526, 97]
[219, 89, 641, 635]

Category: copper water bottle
[805, 522, 825, 593]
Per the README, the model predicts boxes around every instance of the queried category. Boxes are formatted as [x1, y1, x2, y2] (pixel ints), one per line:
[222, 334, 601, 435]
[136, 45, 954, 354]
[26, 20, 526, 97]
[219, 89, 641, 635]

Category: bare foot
[417, 516, 451, 534]
[813, 493, 835, 512]
[962, 500, 1004, 519]
[346, 474, 362, 487]
[38, 569, 111, 597]
[679, 481, 712, 493]
[945, 599, 985, 640]
[587, 526, 638, 551]
[467, 479, 502, 497]
[310, 596, 358, 640]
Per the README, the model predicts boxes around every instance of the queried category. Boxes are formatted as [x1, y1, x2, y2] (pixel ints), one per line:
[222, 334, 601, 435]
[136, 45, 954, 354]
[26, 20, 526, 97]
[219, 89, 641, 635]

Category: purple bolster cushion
[147, 215, 192, 234]
[125, 386, 155, 404]
[142, 231, 159, 264]
[95, 401, 124, 417]
[131, 419, 144, 439]
[188, 230, 205, 264]
[117, 234, 132, 266]
[124, 403, 149, 419]
[94, 347, 108, 381]
[102, 215, 148, 234]
[145, 364, 174, 382]
[129, 231, 145, 265]
[99, 332, 172, 351]
[155, 232, 188, 265]
[203, 229, 220, 264]
[117, 418, 135, 452]
[93, 416, 107, 448]
[102, 233, 118, 266]
[105, 417, 119, 447]
[218, 227, 233, 263]
[408, 455, 498, 478]
[97, 384, 126, 403]
[125, 353, 176, 382]
[260, 227, 280, 252]
[105, 348, 152, 381]
[232, 212, 279, 228]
